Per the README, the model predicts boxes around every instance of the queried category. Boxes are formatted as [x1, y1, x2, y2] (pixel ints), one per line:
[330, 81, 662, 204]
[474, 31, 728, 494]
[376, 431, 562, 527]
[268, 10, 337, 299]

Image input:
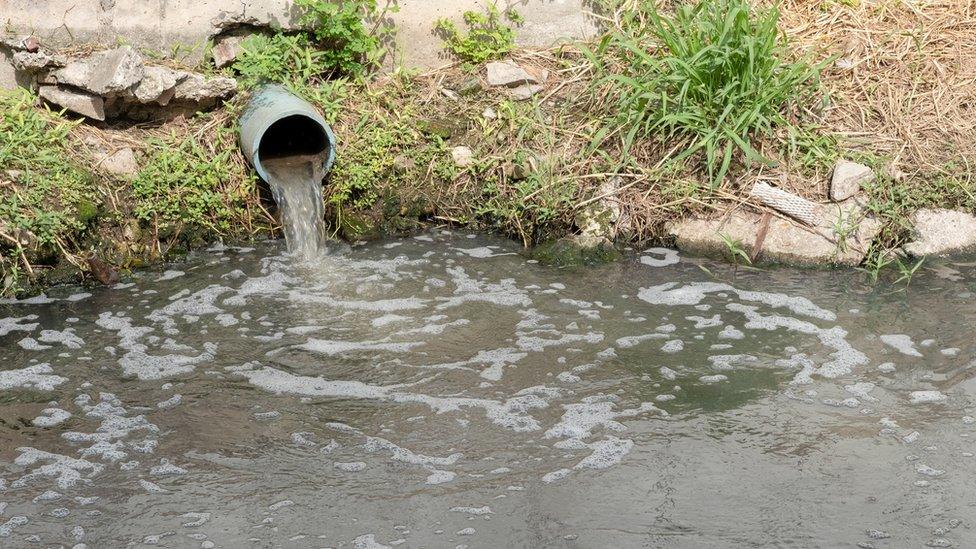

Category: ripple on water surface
[0, 232, 974, 547]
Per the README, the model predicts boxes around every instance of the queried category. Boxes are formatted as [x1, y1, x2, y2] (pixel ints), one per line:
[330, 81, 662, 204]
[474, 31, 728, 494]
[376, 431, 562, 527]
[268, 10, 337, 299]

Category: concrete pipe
[238, 84, 336, 183]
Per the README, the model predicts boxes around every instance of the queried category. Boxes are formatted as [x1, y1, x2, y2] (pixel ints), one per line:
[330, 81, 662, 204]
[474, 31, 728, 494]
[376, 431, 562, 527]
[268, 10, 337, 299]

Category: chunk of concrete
[96, 148, 139, 177]
[510, 83, 544, 100]
[38, 85, 105, 120]
[172, 72, 237, 102]
[132, 65, 179, 104]
[212, 35, 242, 68]
[12, 50, 66, 71]
[451, 146, 474, 167]
[86, 46, 144, 94]
[830, 160, 874, 202]
[669, 205, 881, 267]
[486, 61, 538, 88]
[903, 209, 976, 257]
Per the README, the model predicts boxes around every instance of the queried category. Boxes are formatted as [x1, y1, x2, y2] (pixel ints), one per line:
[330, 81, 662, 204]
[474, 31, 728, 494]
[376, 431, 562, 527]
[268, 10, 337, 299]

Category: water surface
[0, 232, 974, 548]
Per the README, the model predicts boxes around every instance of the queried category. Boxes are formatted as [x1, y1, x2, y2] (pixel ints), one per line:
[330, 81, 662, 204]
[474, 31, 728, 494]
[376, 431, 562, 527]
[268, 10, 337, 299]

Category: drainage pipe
[238, 84, 337, 182]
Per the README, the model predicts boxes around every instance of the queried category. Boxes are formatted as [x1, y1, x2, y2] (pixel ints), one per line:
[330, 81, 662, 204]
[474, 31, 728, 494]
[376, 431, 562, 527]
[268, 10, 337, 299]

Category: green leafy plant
[233, 33, 329, 88]
[894, 256, 924, 287]
[0, 89, 95, 292]
[435, 3, 523, 64]
[295, 0, 398, 75]
[132, 129, 255, 241]
[590, 0, 820, 186]
[719, 232, 752, 266]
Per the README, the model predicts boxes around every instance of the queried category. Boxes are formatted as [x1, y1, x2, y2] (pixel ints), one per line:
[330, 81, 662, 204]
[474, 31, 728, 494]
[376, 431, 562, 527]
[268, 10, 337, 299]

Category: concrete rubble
[669, 177, 881, 267]
[10, 42, 237, 120]
[903, 209, 976, 257]
[486, 60, 546, 100]
[830, 160, 874, 202]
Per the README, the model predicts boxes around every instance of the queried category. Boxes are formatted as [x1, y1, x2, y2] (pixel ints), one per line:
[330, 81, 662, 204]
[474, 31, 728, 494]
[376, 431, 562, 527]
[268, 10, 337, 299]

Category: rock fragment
[96, 148, 139, 177]
[173, 72, 237, 102]
[38, 85, 105, 121]
[486, 61, 538, 88]
[132, 66, 179, 105]
[830, 160, 874, 202]
[451, 146, 474, 168]
[212, 35, 243, 69]
[903, 209, 976, 257]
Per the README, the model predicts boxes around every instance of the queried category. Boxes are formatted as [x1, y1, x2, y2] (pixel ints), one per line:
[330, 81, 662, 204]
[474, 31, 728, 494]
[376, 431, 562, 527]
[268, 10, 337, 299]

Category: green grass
[587, 0, 821, 186]
[132, 122, 257, 242]
[0, 89, 98, 292]
[294, 0, 398, 75]
[435, 3, 524, 64]
[232, 33, 330, 89]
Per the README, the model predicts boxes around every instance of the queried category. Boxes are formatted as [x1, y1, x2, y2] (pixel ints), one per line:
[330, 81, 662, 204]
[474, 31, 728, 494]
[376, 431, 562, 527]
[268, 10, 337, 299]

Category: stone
[23, 36, 40, 53]
[172, 73, 237, 102]
[903, 209, 976, 257]
[451, 146, 474, 168]
[84, 46, 144, 95]
[486, 61, 538, 88]
[38, 85, 105, 120]
[97, 148, 139, 177]
[830, 160, 874, 202]
[669, 204, 882, 267]
[212, 35, 242, 69]
[132, 65, 179, 105]
[576, 177, 624, 242]
[510, 83, 544, 100]
[12, 51, 66, 71]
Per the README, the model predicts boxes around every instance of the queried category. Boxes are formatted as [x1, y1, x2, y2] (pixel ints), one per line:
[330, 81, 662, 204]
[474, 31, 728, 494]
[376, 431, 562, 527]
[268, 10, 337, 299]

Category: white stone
[830, 160, 873, 202]
[486, 61, 538, 88]
[62, 46, 144, 95]
[132, 65, 179, 104]
[97, 148, 139, 177]
[510, 83, 544, 100]
[451, 146, 473, 167]
[38, 85, 105, 120]
[903, 208, 976, 257]
[173, 72, 237, 102]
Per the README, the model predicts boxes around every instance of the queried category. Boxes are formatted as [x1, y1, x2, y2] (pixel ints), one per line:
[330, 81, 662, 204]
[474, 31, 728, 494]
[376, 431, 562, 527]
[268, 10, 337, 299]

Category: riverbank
[2, 0, 976, 296]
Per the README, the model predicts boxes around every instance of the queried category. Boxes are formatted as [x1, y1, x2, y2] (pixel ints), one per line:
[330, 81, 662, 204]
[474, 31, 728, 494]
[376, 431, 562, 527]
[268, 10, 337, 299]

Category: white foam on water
[718, 325, 745, 340]
[457, 527, 476, 535]
[139, 479, 167, 493]
[699, 375, 728, 384]
[12, 448, 103, 489]
[17, 337, 51, 350]
[614, 333, 668, 348]
[0, 516, 29, 538]
[455, 247, 513, 258]
[353, 533, 391, 549]
[364, 436, 462, 469]
[640, 248, 680, 267]
[425, 470, 456, 484]
[156, 394, 182, 409]
[880, 334, 924, 357]
[910, 391, 947, 405]
[878, 362, 896, 373]
[638, 282, 836, 321]
[298, 338, 425, 355]
[845, 382, 878, 402]
[708, 354, 757, 371]
[155, 270, 185, 282]
[268, 499, 295, 511]
[33, 408, 72, 427]
[180, 512, 210, 527]
[149, 459, 187, 476]
[0, 315, 38, 336]
[940, 348, 960, 356]
[687, 314, 723, 329]
[660, 367, 677, 381]
[542, 468, 571, 483]
[726, 303, 867, 380]
[0, 364, 67, 391]
[436, 267, 532, 309]
[661, 340, 684, 353]
[517, 332, 604, 352]
[372, 314, 410, 327]
[450, 506, 492, 515]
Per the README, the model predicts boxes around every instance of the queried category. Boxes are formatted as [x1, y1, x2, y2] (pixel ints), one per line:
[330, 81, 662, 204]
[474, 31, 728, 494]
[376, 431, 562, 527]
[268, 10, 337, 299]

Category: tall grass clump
[590, 0, 820, 186]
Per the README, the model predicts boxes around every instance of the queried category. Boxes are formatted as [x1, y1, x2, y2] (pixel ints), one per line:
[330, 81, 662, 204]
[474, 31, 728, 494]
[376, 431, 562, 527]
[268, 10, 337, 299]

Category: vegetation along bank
[2, 0, 976, 297]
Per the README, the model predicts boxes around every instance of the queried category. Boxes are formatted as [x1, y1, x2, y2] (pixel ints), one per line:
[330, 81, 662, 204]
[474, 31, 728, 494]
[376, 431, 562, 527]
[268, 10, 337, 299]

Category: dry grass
[780, 0, 976, 178]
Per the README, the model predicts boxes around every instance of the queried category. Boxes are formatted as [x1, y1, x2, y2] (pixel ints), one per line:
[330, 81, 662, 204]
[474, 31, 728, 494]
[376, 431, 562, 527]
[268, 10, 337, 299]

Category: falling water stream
[263, 155, 328, 260]
[0, 232, 974, 548]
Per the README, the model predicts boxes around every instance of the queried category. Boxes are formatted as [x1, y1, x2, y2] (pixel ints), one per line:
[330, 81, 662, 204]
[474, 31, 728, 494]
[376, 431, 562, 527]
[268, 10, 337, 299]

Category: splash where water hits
[0, 231, 974, 547]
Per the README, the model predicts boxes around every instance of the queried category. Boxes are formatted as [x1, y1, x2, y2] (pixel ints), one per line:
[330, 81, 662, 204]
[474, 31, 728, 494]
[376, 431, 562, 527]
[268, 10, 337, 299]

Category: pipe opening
[258, 114, 330, 164]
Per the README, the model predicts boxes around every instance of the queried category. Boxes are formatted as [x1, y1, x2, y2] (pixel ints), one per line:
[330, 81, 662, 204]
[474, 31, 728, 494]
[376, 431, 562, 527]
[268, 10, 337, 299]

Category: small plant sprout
[435, 3, 524, 64]
[719, 232, 752, 267]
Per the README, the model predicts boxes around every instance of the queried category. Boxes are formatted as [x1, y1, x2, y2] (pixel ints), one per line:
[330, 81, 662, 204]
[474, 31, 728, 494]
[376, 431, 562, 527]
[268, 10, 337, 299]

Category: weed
[0, 89, 95, 292]
[894, 256, 924, 287]
[719, 232, 752, 266]
[591, 0, 820, 186]
[233, 33, 329, 89]
[295, 0, 398, 75]
[132, 124, 257, 245]
[435, 3, 523, 64]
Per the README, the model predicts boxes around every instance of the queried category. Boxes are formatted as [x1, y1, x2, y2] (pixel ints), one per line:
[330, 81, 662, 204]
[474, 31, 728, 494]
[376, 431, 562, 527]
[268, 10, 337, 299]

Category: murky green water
[1, 232, 974, 548]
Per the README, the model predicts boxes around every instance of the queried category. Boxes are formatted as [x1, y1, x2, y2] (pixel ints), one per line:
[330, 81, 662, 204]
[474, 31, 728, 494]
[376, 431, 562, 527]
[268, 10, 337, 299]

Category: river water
[0, 232, 974, 548]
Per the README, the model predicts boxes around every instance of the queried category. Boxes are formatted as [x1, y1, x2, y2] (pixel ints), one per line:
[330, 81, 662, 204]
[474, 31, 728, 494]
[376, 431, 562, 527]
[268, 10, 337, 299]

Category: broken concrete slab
[38, 85, 106, 120]
[830, 160, 874, 202]
[132, 65, 179, 105]
[12, 50, 66, 72]
[669, 205, 881, 267]
[486, 61, 538, 88]
[85, 46, 144, 95]
[172, 72, 237, 102]
[903, 208, 976, 257]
